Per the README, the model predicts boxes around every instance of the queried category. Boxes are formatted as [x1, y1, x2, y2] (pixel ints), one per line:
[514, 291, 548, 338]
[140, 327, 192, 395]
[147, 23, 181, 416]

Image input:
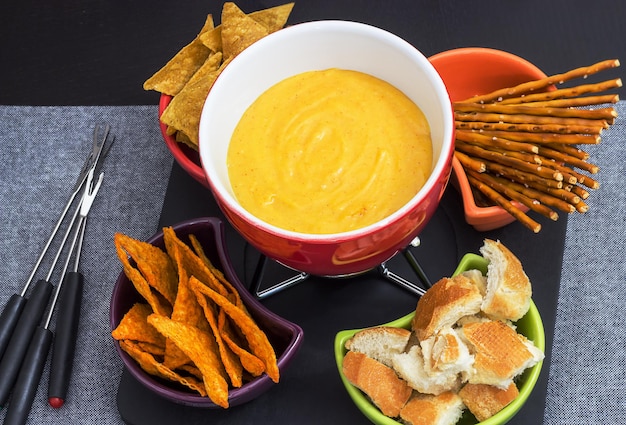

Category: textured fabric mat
[0, 104, 624, 424]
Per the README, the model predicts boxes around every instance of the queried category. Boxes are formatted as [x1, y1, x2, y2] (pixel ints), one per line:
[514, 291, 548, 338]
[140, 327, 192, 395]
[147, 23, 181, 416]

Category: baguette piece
[480, 239, 532, 321]
[399, 392, 465, 425]
[421, 327, 474, 380]
[392, 345, 461, 395]
[459, 382, 519, 421]
[342, 350, 413, 417]
[345, 326, 411, 368]
[412, 274, 483, 342]
[460, 320, 543, 388]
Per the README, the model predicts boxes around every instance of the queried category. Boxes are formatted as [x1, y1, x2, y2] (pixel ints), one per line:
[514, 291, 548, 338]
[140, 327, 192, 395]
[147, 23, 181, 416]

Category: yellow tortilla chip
[189, 276, 279, 383]
[249, 3, 294, 33]
[120, 340, 207, 396]
[199, 26, 222, 52]
[220, 2, 269, 60]
[148, 314, 230, 408]
[114, 233, 177, 316]
[143, 14, 215, 95]
[112, 303, 165, 347]
[159, 67, 220, 146]
[185, 51, 223, 88]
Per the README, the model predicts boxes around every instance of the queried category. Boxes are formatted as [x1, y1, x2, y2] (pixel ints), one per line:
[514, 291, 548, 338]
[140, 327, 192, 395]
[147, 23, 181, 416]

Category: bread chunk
[459, 382, 519, 421]
[392, 345, 461, 395]
[399, 392, 465, 425]
[345, 326, 411, 368]
[480, 239, 532, 321]
[460, 320, 543, 388]
[342, 350, 412, 417]
[412, 274, 483, 342]
[421, 327, 474, 380]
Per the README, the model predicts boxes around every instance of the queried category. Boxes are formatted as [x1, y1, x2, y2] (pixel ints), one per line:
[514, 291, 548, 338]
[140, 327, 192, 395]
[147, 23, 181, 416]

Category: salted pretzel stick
[455, 129, 539, 153]
[454, 151, 485, 173]
[499, 177, 577, 214]
[453, 102, 617, 121]
[568, 185, 590, 200]
[461, 59, 620, 103]
[456, 141, 562, 181]
[575, 200, 589, 213]
[468, 129, 600, 145]
[536, 146, 598, 174]
[540, 185, 582, 205]
[467, 174, 542, 233]
[485, 161, 563, 189]
[455, 111, 609, 130]
[514, 93, 619, 108]
[467, 170, 558, 221]
[497, 78, 622, 105]
[543, 142, 590, 160]
[455, 120, 604, 135]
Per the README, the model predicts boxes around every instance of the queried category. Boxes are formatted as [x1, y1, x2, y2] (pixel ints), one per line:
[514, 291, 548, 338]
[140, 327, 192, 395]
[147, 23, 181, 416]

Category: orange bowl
[429, 47, 548, 231]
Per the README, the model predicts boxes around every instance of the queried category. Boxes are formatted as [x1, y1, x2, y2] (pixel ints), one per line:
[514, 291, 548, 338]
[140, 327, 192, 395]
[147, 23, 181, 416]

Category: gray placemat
[544, 102, 626, 424]
[0, 104, 624, 424]
[0, 106, 172, 424]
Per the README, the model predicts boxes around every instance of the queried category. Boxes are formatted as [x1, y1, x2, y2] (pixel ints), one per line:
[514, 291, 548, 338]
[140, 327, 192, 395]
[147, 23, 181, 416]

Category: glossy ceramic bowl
[198, 20, 454, 276]
[159, 95, 209, 187]
[429, 47, 549, 231]
[335, 253, 545, 425]
[110, 217, 304, 408]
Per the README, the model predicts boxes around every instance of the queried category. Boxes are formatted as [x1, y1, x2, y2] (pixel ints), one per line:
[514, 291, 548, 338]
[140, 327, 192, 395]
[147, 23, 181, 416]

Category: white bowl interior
[199, 20, 453, 239]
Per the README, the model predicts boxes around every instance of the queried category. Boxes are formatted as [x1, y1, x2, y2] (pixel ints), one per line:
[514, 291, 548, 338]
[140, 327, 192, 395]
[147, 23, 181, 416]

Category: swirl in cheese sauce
[227, 68, 432, 234]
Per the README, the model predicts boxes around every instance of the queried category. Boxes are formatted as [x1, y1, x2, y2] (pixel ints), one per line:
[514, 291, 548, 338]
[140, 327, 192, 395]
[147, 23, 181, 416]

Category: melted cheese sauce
[227, 68, 432, 234]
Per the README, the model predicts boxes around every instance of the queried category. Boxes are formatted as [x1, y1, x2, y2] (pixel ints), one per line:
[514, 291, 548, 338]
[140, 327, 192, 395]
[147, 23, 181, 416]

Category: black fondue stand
[4, 0, 625, 424]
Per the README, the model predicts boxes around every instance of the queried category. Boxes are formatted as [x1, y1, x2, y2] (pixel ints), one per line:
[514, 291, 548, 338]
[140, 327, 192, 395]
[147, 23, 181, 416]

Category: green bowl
[334, 253, 545, 425]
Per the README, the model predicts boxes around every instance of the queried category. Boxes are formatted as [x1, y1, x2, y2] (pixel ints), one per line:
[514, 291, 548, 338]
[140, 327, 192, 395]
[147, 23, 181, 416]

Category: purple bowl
[110, 217, 304, 408]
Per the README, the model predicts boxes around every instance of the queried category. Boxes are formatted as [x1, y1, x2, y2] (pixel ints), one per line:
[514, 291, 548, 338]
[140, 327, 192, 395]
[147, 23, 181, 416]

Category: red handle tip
[48, 397, 64, 408]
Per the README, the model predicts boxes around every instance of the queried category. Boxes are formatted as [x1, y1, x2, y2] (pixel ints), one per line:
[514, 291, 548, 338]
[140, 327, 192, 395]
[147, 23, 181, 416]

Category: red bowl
[429, 47, 548, 231]
[198, 21, 455, 276]
[158, 94, 209, 188]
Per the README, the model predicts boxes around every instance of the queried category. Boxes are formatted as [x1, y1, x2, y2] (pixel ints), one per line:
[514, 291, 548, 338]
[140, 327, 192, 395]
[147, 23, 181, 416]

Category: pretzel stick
[461, 59, 620, 103]
[467, 170, 559, 220]
[455, 120, 604, 135]
[536, 146, 599, 174]
[498, 177, 577, 214]
[454, 151, 485, 173]
[453, 102, 617, 121]
[467, 174, 542, 233]
[575, 200, 589, 213]
[484, 160, 563, 189]
[455, 129, 539, 153]
[467, 129, 600, 145]
[456, 141, 562, 180]
[543, 142, 590, 160]
[497, 78, 622, 105]
[568, 185, 590, 200]
[540, 185, 581, 205]
[514, 93, 619, 108]
[454, 111, 609, 129]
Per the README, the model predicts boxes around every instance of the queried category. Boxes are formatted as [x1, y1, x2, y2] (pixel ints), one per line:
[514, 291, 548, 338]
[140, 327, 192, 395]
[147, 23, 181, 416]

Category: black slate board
[117, 163, 564, 425]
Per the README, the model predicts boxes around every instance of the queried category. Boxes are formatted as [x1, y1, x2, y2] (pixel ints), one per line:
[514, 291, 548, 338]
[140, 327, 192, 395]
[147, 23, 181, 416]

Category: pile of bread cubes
[342, 239, 544, 425]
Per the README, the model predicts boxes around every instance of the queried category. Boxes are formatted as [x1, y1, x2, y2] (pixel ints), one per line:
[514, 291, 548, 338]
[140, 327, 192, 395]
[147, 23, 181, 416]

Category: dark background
[1, 0, 624, 106]
[2, 1, 623, 424]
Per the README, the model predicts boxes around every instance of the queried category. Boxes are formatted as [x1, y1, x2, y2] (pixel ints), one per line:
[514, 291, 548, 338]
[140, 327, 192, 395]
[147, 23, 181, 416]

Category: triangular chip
[161, 227, 230, 297]
[112, 303, 165, 348]
[192, 285, 244, 388]
[189, 276, 279, 383]
[119, 340, 207, 396]
[249, 3, 294, 33]
[143, 14, 215, 95]
[188, 234, 244, 309]
[219, 312, 266, 377]
[199, 26, 222, 52]
[148, 314, 230, 408]
[114, 233, 177, 316]
[220, 2, 269, 60]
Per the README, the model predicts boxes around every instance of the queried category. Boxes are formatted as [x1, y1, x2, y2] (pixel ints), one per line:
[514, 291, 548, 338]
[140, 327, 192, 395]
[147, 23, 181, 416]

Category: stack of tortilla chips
[112, 227, 279, 408]
[143, 2, 295, 151]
